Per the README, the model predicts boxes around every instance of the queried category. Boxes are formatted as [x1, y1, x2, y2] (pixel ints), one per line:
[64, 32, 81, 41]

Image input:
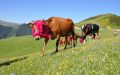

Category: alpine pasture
[0, 29, 120, 75]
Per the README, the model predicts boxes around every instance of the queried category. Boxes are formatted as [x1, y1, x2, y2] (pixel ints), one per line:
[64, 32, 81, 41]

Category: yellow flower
[56, 72, 61, 75]
[59, 66, 61, 69]
[92, 69, 95, 73]
[65, 60, 68, 63]
[98, 71, 104, 75]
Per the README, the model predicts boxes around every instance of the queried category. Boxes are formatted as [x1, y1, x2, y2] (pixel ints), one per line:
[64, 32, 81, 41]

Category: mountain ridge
[77, 13, 120, 29]
[0, 20, 31, 39]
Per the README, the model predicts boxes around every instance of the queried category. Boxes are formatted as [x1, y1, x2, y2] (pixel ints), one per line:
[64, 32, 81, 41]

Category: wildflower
[98, 71, 104, 75]
[92, 69, 95, 74]
[59, 66, 61, 69]
[102, 57, 106, 64]
[10, 72, 16, 75]
[56, 72, 61, 75]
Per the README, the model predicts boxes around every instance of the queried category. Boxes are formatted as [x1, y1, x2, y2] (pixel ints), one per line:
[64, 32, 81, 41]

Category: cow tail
[71, 22, 76, 47]
[71, 22, 75, 35]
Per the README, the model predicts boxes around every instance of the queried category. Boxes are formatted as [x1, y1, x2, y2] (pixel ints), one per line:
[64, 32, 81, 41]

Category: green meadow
[0, 29, 120, 75]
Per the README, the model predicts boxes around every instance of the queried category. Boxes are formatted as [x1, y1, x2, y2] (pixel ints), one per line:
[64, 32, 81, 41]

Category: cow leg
[83, 35, 86, 43]
[70, 38, 72, 48]
[52, 35, 60, 55]
[72, 34, 76, 47]
[64, 35, 68, 50]
[96, 31, 100, 39]
[56, 38, 60, 52]
[93, 34, 96, 39]
[75, 34, 78, 44]
[41, 39, 49, 56]
[91, 34, 95, 39]
[71, 30, 76, 47]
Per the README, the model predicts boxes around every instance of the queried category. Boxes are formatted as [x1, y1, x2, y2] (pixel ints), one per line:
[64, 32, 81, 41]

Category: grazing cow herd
[28, 17, 100, 56]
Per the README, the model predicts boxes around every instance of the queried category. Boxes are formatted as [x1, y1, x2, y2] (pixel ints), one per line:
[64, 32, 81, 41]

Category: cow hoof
[63, 47, 67, 50]
[51, 51, 58, 55]
[40, 54, 45, 57]
[74, 45, 76, 47]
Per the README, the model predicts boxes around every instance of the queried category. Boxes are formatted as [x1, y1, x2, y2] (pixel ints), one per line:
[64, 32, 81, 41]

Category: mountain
[0, 25, 13, 39]
[8, 24, 31, 37]
[14, 24, 31, 36]
[0, 20, 31, 39]
[0, 20, 20, 27]
[76, 13, 120, 29]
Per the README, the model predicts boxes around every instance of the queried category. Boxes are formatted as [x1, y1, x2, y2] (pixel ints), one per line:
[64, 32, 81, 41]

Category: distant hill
[76, 13, 120, 29]
[7, 24, 31, 37]
[0, 25, 13, 39]
[0, 20, 20, 27]
[0, 20, 31, 39]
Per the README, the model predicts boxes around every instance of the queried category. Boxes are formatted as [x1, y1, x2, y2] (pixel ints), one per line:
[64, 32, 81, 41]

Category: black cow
[79, 23, 100, 43]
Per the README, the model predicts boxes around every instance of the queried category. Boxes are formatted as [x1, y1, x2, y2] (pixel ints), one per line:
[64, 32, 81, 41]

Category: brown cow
[28, 17, 76, 56]
[59, 35, 72, 47]
[59, 33, 80, 47]
[59, 38, 66, 46]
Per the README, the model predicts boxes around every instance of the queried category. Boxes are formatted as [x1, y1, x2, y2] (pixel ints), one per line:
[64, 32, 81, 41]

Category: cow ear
[28, 23, 34, 28]
[42, 19, 44, 21]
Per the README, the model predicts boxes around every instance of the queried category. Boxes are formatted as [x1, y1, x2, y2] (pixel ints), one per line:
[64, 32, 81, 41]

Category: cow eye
[28, 23, 34, 28]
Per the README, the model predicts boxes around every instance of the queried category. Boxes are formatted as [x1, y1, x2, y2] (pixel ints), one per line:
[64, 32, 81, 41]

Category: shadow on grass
[49, 46, 73, 55]
[0, 56, 28, 67]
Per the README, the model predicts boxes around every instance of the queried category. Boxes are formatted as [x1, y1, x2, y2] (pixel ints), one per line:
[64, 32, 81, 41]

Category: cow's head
[79, 34, 86, 43]
[28, 21, 43, 40]
[80, 25, 84, 31]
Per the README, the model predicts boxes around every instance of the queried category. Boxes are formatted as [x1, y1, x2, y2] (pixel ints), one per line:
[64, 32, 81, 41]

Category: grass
[0, 29, 120, 75]
[0, 35, 57, 58]
[0, 35, 57, 65]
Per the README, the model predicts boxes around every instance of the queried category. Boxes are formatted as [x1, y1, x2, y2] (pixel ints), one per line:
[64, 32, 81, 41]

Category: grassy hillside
[0, 29, 120, 75]
[76, 13, 120, 29]
[0, 35, 57, 64]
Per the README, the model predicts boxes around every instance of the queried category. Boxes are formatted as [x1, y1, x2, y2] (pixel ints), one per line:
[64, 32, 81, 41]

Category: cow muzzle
[34, 36, 41, 40]
[79, 37, 84, 43]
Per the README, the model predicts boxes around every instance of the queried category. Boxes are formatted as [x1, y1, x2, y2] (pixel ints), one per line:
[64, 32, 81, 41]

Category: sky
[0, 0, 120, 23]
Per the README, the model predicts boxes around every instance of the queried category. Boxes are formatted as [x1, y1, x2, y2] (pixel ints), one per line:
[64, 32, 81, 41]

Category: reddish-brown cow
[59, 33, 80, 47]
[28, 17, 76, 56]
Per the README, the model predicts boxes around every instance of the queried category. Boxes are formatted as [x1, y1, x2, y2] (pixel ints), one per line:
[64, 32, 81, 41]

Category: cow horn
[31, 20, 34, 23]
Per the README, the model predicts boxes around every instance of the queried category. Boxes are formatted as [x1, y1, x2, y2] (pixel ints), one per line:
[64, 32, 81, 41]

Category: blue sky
[0, 0, 120, 23]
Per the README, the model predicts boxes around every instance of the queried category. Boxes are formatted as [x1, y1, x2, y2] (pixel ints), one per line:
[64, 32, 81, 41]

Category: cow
[28, 17, 76, 56]
[59, 33, 80, 47]
[59, 34, 73, 47]
[79, 23, 100, 43]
